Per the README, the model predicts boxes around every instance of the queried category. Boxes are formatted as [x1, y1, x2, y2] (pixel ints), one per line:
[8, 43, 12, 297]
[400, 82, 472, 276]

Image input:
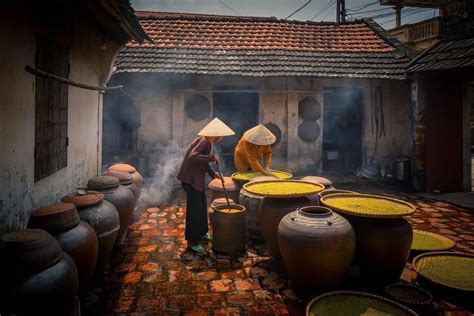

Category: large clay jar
[103, 169, 140, 204]
[62, 193, 120, 275]
[349, 216, 413, 283]
[208, 177, 240, 204]
[320, 193, 415, 284]
[278, 206, 355, 294]
[0, 229, 78, 315]
[108, 163, 143, 192]
[87, 176, 135, 247]
[239, 188, 266, 241]
[242, 180, 324, 259]
[28, 203, 98, 294]
[210, 204, 247, 253]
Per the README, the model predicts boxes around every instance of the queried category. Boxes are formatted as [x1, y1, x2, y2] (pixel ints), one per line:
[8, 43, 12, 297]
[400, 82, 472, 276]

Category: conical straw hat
[197, 117, 235, 137]
[244, 124, 276, 145]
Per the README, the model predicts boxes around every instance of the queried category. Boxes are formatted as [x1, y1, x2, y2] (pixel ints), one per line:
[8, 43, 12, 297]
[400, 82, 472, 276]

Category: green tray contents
[412, 230, 456, 251]
[232, 170, 292, 181]
[321, 194, 415, 218]
[308, 293, 415, 316]
[243, 180, 324, 198]
[385, 283, 432, 305]
[414, 253, 474, 291]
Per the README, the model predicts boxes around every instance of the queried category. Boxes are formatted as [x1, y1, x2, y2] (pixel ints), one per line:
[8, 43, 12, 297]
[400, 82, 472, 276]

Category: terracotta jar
[208, 177, 240, 204]
[210, 198, 235, 210]
[108, 163, 143, 191]
[87, 176, 135, 247]
[0, 229, 78, 315]
[210, 204, 247, 253]
[260, 196, 313, 258]
[301, 176, 335, 190]
[103, 169, 140, 203]
[238, 188, 266, 241]
[28, 203, 98, 294]
[278, 206, 355, 294]
[62, 193, 120, 275]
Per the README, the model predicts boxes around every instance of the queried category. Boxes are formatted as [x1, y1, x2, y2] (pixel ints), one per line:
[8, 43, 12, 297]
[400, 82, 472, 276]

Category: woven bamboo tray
[231, 170, 292, 182]
[306, 290, 417, 316]
[320, 193, 416, 218]
[411, 230, 456, 252]
[413, 251, 474, 292]
[242, 180, 324, 198]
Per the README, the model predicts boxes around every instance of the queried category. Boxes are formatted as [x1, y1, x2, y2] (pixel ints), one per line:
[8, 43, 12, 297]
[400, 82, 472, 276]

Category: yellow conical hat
[244, 124, 276, 145]
[197, 117, 235, 137]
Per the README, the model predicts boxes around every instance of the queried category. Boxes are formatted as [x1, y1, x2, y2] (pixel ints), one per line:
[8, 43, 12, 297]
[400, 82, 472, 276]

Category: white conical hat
[197, 117, 235, 137]
[243, 124, 276, 145]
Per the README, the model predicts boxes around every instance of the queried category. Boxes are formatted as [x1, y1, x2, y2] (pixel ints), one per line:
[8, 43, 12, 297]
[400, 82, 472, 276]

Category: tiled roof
[407, 36, 474, 73]
[116, 11, 411, 79]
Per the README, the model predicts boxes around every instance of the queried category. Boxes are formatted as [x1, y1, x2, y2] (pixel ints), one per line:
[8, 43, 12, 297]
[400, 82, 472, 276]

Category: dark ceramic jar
[108, 163, 143, 191]
[210, 204, 247, 253]
[28, 203, 98, 294]
[238, 188, 266, 241]
[260, 196, 313, 258]
[87, 176, 135, 247]
[62, 193, 120, 275]
[103, 169, 140, 204]
[278, 206, 355, 294]
[0, 229, 78, 315]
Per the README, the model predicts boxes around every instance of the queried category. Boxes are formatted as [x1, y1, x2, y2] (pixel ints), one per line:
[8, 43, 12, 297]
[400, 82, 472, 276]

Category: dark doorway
[323, 88, 363, 172]
[424, 75, 463, 193]
[213, 86, 259, 174]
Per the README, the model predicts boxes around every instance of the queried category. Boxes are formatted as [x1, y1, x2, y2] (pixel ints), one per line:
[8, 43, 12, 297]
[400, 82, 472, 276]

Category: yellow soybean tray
[306, 290, 417, 316]
[231, 170, 292, 182]
[320, 193, 415, 218]
[412, 230, 456, 252]
[413, 251, 474, 292]
[242, 180, 324, 198]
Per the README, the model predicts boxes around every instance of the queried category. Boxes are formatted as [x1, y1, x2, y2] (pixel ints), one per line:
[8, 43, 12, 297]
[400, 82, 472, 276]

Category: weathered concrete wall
[0, 8, 121, 234]
[112, 73, 411, 178]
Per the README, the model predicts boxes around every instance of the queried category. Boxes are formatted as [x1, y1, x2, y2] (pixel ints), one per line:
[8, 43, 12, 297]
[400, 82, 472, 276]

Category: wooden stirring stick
[215, 160, 231, 212]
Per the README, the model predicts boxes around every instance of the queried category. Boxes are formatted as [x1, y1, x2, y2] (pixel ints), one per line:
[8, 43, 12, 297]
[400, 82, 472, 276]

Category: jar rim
[298, 206, 332, 217]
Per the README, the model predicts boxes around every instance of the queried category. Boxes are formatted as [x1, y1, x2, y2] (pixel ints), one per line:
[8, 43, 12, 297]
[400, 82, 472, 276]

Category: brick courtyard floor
[98, 179, 474, 315]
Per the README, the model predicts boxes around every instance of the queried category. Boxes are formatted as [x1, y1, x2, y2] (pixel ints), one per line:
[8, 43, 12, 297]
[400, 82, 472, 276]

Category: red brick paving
[101, 186, 474, 315]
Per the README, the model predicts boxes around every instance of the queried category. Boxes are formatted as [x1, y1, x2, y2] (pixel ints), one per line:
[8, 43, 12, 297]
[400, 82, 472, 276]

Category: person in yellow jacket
[234, 124, 277, 178]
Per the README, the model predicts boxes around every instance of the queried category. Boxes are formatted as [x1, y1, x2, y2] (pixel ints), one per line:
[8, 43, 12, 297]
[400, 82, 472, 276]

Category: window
[34, 37, 69, 181]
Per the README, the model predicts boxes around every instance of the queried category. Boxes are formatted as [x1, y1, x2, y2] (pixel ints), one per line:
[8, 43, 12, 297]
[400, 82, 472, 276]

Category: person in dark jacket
[177, 117, 235, 253]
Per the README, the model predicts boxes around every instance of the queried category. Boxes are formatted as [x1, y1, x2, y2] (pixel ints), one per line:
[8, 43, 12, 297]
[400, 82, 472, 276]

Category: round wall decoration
[264, 122, 282, 145]
[298, 120, 320, 142]
[298, 97, 321, 120]
[185, 94, 211, 121]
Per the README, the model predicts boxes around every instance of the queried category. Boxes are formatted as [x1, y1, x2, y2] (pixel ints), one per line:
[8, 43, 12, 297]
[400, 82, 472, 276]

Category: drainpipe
[395, 5, 402, 28]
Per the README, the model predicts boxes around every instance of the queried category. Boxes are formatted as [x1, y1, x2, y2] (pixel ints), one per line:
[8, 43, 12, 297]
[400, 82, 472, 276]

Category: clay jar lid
[29, 203, 80, 234]
[209, 177, 239, 191]
[108, 163, 136, 174]
[1, 229, 62, 274]
[103, 170, 134, 185]
[87, 176, 120, 190]
[62, 193, 104, 208]
[301, 176, 333, 187]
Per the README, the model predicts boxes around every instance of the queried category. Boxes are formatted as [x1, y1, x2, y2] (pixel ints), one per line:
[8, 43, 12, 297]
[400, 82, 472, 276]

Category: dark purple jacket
[177, 137, 217, 191]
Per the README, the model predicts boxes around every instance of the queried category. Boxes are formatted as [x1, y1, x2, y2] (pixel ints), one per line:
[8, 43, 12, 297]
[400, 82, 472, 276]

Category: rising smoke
[136, 144, 186, 210]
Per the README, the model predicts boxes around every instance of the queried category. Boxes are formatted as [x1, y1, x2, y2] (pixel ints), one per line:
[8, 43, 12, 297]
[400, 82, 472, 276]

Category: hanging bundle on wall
[298, 97, 322, 120]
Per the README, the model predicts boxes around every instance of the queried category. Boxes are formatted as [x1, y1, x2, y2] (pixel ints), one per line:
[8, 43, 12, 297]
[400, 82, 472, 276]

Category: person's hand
[262, 168, 278, 179]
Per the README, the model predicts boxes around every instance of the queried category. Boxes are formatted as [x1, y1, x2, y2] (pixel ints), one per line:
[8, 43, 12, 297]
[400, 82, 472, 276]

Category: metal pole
[336, 0, 341, 23]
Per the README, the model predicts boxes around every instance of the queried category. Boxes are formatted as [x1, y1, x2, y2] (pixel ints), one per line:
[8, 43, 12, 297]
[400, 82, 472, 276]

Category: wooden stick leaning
[215, 160, 231, 212]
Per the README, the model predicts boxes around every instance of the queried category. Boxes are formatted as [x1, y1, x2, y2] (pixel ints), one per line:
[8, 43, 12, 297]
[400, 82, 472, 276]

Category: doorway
[213, 86, 259, 174]
[322, 88, 363, 172]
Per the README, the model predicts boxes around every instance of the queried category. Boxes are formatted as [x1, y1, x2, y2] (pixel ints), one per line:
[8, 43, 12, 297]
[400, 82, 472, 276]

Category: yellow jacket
[234, 137, 272, 172]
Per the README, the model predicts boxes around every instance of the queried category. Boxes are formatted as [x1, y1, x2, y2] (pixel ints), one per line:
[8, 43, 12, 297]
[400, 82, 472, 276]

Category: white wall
[0, 8, 121, 234]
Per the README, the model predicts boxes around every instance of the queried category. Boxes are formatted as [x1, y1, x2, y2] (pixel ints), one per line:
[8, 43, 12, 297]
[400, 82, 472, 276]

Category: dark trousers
[182, 182, 208, 242]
